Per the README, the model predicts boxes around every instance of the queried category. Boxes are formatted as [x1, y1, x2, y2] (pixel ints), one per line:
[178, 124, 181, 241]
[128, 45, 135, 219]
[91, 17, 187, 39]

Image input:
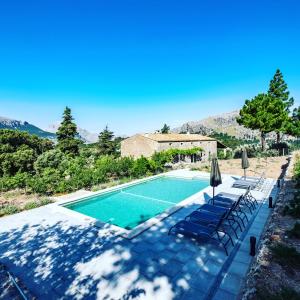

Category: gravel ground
[240, 152, 300, 299]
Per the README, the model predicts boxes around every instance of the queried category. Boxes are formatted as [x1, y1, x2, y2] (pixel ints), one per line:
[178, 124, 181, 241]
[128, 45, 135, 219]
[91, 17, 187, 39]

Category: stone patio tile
[151, 241, 167, 252]
[159, 259, 183, 278]
[182, 260, 204, 276]
[139, 262, 161, 280]
[212, 288, 237, 300]
[227, 261, 249, 277]
[132, 242, 150, 253]
[219, 272, 244, 295]
[167, 240, 186, 252]
[181, 287, 207, 300]
[190, 270, 215, 291]
[203, 259, 223, 276]
[174, 249, 195, 263]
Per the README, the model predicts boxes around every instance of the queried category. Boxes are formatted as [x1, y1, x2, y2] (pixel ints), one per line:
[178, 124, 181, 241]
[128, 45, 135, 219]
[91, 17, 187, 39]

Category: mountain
[47, 123, 98, 143]
[0, 116, 56, 139]
[173, 111, 259, 139]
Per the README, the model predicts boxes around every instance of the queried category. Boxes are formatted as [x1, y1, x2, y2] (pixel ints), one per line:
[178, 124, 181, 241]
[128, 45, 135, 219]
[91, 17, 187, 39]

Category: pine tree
[237, 94, 284, 151]
[98, 126, 116, 155]
[161, 124, 170, 134]
[268, 69, 294, 142]
[56, 107, 80, 155]
[286, 107, 300, 137]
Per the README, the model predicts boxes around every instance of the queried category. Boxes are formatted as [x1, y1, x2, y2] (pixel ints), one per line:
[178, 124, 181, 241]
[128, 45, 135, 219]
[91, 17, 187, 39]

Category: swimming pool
[64, 176, 209, 231]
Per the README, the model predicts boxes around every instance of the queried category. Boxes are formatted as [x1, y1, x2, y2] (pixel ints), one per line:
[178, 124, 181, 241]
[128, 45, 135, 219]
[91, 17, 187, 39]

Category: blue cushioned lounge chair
[168, 218, 233, 256]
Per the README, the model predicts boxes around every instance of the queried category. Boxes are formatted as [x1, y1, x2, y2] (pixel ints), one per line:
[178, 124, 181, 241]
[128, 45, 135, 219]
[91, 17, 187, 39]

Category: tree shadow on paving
[0, 205, 230, 300]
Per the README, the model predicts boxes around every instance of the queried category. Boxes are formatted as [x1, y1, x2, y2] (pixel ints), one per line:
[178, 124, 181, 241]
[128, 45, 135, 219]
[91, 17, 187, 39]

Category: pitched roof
[141, 133, 216, 142]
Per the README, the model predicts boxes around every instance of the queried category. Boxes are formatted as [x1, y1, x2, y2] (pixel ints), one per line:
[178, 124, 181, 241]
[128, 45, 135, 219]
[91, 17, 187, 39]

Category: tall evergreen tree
[98, 126, 116, 155]
[161, 124, 170, 134]
[268, 69, 294, 142]
[237, 93, 284, 151]
[56, 107, 80, 155]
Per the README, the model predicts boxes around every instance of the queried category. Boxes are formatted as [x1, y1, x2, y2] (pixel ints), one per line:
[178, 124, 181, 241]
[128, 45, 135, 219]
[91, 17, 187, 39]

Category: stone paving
[0, 172, 278, 300]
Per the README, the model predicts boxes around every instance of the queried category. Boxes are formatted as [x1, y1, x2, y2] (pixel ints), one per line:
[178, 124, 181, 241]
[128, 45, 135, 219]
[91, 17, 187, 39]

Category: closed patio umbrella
[241, 148, 249, 179]
[210, 156, 222, 205]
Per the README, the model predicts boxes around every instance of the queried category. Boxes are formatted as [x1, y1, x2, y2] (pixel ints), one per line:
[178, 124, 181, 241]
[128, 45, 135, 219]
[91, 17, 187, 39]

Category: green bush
[24, 201, 40, 210]
[34, 149, 68, 174]
[0, 205, 19, 217]
[270, 243, 300, 270]
[0, 173, 30, 192]
[132, 156, 153, 178]
[217, 149, 233, 160]
[23, 198, 53, 210]
[256, 286, 300, 300]
[0, 129, 53, 176]
[287, 222, 300, 239]
[115, 157, 135, 177]
[282, 191, 300, 218]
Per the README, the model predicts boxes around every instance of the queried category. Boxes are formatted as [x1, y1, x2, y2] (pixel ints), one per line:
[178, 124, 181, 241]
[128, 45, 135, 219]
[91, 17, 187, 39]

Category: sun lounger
[168, 218, 233, 255]
[198, 195, 248, 229]
[232, 175, 264, 190]
[213, 188, 257, 213]
[185, 210, 240, 239]
[234, 172, 265, 189]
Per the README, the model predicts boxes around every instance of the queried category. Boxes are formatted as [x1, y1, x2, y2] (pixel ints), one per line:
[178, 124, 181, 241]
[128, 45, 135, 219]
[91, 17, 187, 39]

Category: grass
[0, 198, 53, 217]
[256, 286, 300, 300]
[270, 242, 300, 271]
[287, 222, 300, 239]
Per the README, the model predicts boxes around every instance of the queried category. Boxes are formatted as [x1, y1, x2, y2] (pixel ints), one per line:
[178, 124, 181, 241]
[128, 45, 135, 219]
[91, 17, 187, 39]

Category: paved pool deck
[0, 171, 279, 300]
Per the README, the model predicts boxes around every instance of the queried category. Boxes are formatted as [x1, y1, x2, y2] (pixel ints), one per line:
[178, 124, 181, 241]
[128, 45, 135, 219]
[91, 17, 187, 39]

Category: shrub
[217, 149, 232, 160]
[270, 243, 300, 270]
[151, 151, 172, 172]
[287, 222, 300, 239]
[270, 142, 289, 156]
[256, 286, 300, 300]
[34, 149, 68, 174]
[115, 157, 135, 177]
[23, 198, 53, 210]
[282, 192, 300, 218]
[24, 201, 39, 210]
[0, 205, 19, 217]
[0, 173, 30, 192]
[39, 198, 53, 206]
[131, 156, 152, 178]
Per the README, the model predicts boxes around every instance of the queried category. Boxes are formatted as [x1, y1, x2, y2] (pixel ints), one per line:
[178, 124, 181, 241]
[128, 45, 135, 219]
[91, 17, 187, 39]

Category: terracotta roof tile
[142, 133, 216, 142]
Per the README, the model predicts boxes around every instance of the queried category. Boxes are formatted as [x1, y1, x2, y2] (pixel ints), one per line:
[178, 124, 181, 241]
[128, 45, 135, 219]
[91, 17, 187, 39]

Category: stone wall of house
[121, 135, 158, 158]
[121, 135, 218, 161]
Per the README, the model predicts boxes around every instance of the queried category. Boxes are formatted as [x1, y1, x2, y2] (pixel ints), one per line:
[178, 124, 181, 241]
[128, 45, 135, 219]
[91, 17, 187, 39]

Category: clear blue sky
[0, 0, 299, 135]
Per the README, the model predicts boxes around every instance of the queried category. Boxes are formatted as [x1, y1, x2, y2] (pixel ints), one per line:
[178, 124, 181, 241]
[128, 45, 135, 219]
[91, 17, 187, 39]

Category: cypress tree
[56, 107, 80, 155]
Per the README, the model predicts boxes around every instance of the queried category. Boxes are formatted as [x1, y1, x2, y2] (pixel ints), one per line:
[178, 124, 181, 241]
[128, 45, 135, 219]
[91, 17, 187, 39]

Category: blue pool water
[65, 176, 209, 229]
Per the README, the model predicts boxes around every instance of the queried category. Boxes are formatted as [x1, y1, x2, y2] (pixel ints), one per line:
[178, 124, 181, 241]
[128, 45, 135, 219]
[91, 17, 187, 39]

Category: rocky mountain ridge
[0, 116, 56, 139]
[173, 110, 260, 139]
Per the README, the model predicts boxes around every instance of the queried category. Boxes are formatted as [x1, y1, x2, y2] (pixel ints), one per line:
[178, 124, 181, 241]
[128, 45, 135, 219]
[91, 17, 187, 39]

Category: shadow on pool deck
[0, 200, 235, 300]
[0, 177, 277, 300]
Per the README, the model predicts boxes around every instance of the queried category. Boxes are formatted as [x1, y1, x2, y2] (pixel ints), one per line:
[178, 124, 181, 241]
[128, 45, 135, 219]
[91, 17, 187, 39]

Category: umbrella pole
[213, 187, 215, 205]
[244, 169, 246, 180]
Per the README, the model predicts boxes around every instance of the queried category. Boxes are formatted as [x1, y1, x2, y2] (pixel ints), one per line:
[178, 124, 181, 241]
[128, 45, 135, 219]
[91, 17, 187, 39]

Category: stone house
[121, 133, 226, 162]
